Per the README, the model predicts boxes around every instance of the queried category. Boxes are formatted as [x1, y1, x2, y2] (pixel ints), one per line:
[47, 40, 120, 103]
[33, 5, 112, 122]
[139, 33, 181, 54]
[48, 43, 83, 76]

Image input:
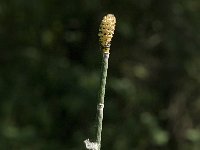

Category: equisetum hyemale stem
[84, 14, 116, 150]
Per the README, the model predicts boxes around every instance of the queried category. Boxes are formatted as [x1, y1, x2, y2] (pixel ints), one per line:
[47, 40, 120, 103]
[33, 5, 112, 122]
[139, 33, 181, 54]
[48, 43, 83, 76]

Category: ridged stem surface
[95, 52, 109, 150]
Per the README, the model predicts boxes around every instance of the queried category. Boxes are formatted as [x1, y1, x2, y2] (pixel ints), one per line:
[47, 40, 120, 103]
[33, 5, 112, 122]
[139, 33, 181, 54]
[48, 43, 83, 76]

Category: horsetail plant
[84, 14, 116, 150]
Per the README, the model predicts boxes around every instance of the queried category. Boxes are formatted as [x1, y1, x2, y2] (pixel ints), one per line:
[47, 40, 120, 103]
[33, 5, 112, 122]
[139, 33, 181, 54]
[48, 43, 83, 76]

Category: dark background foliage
[0, 0, 200, 149]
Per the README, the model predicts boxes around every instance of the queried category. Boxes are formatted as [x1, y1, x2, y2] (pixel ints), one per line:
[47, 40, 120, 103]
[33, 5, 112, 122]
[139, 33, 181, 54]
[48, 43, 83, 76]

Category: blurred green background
[0, 0, 200, 149]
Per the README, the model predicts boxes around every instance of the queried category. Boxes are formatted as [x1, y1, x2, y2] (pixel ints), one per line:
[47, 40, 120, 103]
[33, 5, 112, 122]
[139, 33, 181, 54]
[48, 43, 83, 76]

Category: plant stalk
[95, 52, 109, 150]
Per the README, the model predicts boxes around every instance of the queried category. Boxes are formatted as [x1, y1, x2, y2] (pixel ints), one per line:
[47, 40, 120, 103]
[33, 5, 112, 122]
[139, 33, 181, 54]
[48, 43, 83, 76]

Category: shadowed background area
[0, 0, 200, 149]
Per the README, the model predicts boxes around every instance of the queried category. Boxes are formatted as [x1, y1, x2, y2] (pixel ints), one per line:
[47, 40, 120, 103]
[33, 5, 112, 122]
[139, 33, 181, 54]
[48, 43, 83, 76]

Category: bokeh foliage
[0, 0, 200, 149]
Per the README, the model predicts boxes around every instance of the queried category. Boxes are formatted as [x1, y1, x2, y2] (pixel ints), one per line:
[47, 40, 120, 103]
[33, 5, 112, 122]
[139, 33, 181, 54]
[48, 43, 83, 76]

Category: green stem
[95, 52, 109, 150]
